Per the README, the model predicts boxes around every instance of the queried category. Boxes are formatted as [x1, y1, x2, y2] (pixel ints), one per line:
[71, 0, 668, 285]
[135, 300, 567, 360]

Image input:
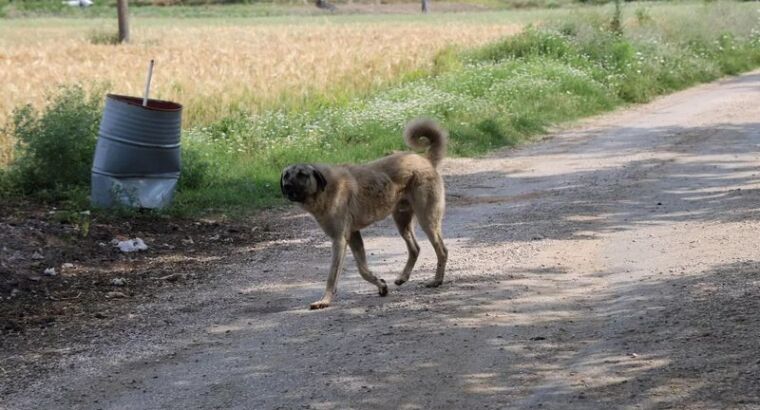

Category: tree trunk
[421, 0, 428, 13]
[117, 0, 129, 43]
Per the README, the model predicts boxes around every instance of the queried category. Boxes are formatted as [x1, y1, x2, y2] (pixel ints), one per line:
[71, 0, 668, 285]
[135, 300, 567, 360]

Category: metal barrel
[91, 94, 183, 209]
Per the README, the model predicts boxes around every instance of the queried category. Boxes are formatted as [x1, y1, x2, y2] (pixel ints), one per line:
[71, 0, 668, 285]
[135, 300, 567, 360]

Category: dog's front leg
[310, 236, 347, 310]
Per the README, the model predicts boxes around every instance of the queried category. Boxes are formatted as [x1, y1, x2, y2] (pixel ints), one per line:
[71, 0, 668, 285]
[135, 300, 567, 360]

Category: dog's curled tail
[403, 118, 448, 168]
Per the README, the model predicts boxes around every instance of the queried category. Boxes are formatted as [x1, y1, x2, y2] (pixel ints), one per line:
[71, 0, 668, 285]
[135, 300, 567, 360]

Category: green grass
[166, 2, 760, 216]
[1, 86, 103, 201]
[2, 2, 759, 218]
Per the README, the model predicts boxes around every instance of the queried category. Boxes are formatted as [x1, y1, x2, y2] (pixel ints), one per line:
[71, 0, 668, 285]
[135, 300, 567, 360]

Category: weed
[2, 85, 102, 200]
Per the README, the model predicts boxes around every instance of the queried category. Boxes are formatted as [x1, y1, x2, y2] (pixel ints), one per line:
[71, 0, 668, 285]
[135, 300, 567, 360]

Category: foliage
[169, 2, 760, 214]
[2, 86, 102, 200]
[2, 2, 759, 217]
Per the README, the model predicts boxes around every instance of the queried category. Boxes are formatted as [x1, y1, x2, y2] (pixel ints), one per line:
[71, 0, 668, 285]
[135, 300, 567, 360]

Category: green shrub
[4, 85, 102, 200]
[0, 168, 13, 194]
[466, 27, 572, 62]
[179, 144, 212, 190]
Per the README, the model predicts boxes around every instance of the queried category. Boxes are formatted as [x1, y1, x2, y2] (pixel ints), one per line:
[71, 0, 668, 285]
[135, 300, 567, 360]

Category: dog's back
[364, 118, 448, 187]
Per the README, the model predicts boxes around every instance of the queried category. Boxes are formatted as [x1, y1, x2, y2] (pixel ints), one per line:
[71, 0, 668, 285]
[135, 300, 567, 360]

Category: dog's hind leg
[310, 236, 348, 310]
[414, 195, 447, 288]
[419, 218, 447, 288]
[348, 231, 388, 297]
[392, 208, 420, 286]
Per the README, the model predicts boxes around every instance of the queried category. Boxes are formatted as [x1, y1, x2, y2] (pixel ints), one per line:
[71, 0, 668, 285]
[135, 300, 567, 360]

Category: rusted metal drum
[91, 94, 182, 208]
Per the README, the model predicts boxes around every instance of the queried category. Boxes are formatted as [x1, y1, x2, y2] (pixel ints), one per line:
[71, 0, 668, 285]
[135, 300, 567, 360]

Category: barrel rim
[107, 94, 182, 112]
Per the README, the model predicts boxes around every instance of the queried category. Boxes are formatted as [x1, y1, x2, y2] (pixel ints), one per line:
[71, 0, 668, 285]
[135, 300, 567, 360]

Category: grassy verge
[174, 2, 760, 214]
[2, 2, 759, 218]
[0, 14, 528, 138]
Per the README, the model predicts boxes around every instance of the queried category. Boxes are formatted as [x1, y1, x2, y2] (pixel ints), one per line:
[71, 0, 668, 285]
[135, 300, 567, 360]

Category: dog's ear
[312, 167, 327, 192]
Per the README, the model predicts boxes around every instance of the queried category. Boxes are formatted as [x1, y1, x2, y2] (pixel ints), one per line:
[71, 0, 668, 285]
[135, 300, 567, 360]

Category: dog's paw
[424, 279, 443, 288]
[378, 279, 388, 297]
[394, 277, 407, 286]
[309, 300, 331, 310]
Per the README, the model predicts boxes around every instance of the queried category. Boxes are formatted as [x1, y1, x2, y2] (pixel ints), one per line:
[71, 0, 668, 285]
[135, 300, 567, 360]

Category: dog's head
[280, 164, 327, 203]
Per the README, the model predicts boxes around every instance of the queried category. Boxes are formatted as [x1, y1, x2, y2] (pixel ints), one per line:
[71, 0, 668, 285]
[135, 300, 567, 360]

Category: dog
[281, 119, 449, 309]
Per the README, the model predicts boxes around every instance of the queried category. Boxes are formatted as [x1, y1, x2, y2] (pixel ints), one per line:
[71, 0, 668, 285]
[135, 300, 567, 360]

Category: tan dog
[281, 119, 449, 309]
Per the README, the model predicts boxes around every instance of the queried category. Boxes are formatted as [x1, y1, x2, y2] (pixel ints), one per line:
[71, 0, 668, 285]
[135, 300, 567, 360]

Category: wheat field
[0, 14, 524, 165]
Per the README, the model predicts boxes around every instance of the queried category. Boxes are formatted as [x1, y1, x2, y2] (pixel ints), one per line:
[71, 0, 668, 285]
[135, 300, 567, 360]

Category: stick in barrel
[143, 59, 155, 107]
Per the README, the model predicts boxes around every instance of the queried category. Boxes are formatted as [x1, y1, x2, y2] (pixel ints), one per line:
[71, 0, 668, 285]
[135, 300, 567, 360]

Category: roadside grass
[0, 14, 529, 163]
[6, 4, 615, 165]
[170, 1, 760, 215]
[1, 2, 759, 217]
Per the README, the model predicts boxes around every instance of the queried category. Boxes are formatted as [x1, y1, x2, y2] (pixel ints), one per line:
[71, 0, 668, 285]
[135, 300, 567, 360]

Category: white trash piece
[113, 238, 149, 253]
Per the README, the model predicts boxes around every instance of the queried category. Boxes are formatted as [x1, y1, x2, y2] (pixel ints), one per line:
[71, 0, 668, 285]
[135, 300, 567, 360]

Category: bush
[3, 86, 102, 200]
[466, 27, 572, 62]
[179, 144, 212, 190]
[1, 84, 213, 206]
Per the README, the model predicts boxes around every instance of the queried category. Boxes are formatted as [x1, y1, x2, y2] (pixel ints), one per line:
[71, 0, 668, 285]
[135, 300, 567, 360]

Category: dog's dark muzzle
[282, 183, 306, 202]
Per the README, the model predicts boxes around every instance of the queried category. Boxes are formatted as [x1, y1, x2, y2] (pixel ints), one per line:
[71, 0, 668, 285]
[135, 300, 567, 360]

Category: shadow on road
[134, 260, 759, 409]
[444, 122, 760, 246]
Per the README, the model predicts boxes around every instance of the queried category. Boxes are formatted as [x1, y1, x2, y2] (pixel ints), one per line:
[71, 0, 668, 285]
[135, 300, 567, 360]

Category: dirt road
[5, 72, 760, 409]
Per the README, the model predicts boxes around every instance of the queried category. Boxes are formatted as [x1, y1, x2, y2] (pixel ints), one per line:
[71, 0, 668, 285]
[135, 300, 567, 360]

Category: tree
[117, 0, 129, 43]
[421, 0, 428, 13]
